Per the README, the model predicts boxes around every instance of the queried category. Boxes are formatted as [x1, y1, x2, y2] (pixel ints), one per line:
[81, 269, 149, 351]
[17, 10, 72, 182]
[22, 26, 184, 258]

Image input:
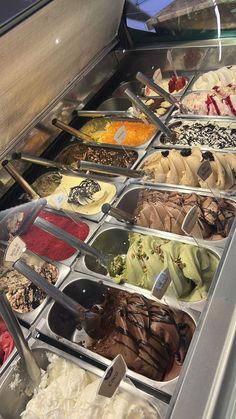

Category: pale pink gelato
[182, 84, 236, 116]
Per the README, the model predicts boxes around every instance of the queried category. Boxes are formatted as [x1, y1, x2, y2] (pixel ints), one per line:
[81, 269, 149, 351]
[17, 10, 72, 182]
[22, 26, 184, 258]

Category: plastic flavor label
[114, 126, 127, 144]
[97, 354, 127, 398]
[52, 192, 67, 209]
[197, 160, 212, 181]
[181, 205, 199, 236]
[5, 236, 26, 263]
[152, 268, 171, 299]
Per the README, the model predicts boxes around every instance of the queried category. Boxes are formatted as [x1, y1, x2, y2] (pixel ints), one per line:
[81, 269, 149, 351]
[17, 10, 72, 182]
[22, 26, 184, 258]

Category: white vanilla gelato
[21, 355, 159, 419]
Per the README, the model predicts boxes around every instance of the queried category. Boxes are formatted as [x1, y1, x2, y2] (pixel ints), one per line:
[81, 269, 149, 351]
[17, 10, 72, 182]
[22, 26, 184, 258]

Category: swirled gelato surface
[21, 354, 159, 419]
[134, 190, 236, 240]
[109, 233, 218, 302]
[88, 288, 195, 381]
[142, 147, 236, 190]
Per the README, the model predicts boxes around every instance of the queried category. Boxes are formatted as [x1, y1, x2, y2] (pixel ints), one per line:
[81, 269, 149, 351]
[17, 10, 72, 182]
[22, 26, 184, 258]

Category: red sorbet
[0, 319, 15, 366]
[21, 210, 89, 261]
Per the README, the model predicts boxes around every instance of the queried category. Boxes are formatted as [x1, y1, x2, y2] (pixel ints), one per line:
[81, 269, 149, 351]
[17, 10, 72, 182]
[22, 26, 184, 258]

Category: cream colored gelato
[142, 148, 236, 190]
[193, 66, 236, 90]
[21, 354, 158, 419]
[32, 172, 116, 215]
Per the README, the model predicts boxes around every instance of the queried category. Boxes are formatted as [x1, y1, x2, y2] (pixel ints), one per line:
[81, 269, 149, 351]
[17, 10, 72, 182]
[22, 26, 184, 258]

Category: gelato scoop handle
[102, 203, 134, 224]
[2, 160, 40, 200]
[52, 118, 95, 143]
[34, 216, 107, 264]
[78, 160, 145, 178]
[14, 259, 103, 339]
[0, 291, 41, 387]
[124, 88, 174, 141]
[12, 152, 71, 171]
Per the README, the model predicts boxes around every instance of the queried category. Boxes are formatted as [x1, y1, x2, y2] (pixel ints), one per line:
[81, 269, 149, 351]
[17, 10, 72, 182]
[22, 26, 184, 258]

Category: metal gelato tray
[153, 118, 236, 150]
[79, 117, 159, 150]
[43, 176, 125, 224]
[34, 272, 198, 396]
[134, 147, 236, 198]
[104, 183, 236, 250]
[107, 83, 175, 121]
[0, 202, 98, 266]
[173, 87, 236, 120]
[55, 140, 147, 184]
[0, 325, 29, 379]
[0, 250, 70, 326]
[74, 223, 223, 313]
[0, 337, 167, 419]
[37, 208, 100, 266]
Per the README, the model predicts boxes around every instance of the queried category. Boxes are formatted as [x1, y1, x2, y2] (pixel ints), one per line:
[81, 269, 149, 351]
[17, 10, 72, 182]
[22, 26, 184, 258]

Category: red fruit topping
[175, 76, 186, 92]
[168, 76, 176, 93]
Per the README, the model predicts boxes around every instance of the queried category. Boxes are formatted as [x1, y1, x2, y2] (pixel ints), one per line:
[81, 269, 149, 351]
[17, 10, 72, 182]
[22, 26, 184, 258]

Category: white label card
[52, 192, 67, 209]
[152, 268, 171, 299]
[197, 161, 212, 181]
[181, 205, 199, 236]
[114, 126, 127, 144]
[97, 354, 127, 398]
[5, 236, 26, 263]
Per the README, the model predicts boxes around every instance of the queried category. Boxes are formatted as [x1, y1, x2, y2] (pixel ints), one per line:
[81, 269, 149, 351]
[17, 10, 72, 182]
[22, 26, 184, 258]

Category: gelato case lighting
[0, 0, 236, 418]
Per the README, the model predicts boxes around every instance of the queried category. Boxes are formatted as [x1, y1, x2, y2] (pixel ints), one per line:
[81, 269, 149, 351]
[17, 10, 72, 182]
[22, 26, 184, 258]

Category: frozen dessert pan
[0, 251, 70, 326]
[79, 117, 158, 149]
[106, 184, 236, 249]
[0, 326, 29, 379]
[34, 272, 198, 395]
[0, 203, 98, 267]
[0, 337, 166, 419]
[134, 148, 236, 197]
[74, 223, 222, 312]
[39, 173, 125, 223]
[173, 89, 236, 119]
[98, 94, 174, 120]
[33, 208, 99, 266]
[55, 142, 146, 184]
[153, 118, 236, 150]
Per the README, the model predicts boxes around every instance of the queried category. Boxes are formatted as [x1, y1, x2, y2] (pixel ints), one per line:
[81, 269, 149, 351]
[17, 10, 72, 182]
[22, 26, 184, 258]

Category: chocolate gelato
[89, 288, 195, 381]
[134, 190, 236, 240]
[56, 144, 138, 173]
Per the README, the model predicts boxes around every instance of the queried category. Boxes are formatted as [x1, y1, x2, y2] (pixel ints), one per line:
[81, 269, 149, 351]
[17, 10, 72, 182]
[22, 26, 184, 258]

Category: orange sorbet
[100, 121, 156, 146]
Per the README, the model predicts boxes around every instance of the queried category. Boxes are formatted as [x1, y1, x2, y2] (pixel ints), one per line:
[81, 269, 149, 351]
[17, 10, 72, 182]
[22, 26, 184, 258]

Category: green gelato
[109, 233, 219, 302]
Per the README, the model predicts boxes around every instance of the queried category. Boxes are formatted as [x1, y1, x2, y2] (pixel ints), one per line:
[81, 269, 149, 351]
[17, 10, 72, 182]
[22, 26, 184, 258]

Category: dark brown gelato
[56, 144, 138, 175]
[89, 288, 195, 381]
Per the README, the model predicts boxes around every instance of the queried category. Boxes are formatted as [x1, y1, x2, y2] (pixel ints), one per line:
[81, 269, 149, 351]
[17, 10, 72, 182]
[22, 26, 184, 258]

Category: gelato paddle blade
[14, 260, 104, 339]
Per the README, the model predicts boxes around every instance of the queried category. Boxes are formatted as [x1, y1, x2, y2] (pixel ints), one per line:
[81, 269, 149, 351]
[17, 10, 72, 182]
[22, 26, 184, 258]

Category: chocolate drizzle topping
[202, 151, 214, 161]
[89, 288, 195, 381]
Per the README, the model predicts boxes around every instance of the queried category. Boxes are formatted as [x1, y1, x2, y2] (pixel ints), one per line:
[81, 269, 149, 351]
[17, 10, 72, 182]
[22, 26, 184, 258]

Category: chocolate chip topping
[180, 148, 192, 157]
[202, 151, 214, 161]
[161, 150, 169, 157]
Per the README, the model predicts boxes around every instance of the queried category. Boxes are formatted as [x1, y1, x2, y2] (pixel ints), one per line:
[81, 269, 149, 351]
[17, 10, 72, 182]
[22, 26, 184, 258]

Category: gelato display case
[0, 0, 236, 418]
